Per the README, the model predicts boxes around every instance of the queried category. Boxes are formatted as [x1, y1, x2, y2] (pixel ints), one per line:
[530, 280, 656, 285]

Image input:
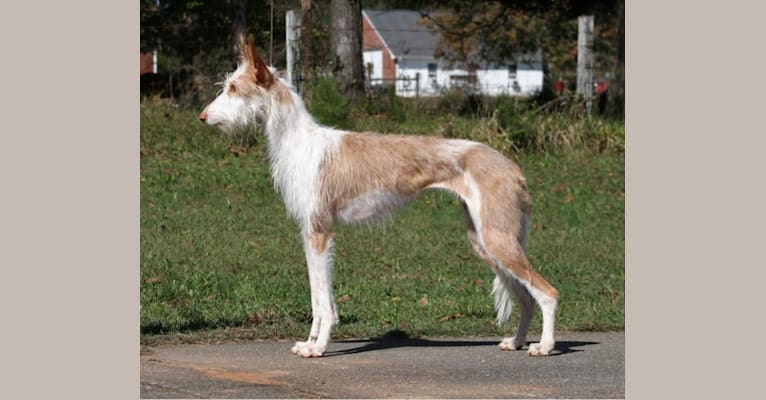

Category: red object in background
[554, 79, 564, 94]
[595, 78, 608, 95]
[140, 52, 154, 75]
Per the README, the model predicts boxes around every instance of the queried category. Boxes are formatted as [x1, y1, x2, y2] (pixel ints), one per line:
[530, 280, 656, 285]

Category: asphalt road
[140, 331, 624, 399]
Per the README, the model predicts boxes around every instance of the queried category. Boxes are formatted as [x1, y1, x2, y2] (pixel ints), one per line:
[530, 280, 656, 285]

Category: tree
[330, 0, 365, 100]
[141, 0, 292, 71]
[300, 0, 317, 84]
[141, 1, 295, 103]
[420, 0, 624, 99]
[231, 0, 249, 64]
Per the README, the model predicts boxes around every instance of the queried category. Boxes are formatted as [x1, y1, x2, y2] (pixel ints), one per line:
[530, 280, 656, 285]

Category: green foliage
[304, 76, 353, 128]
[435, 88, 482, 115]
[141, 0, 299, 106]
[418, 1, 625, 112]
[363, 86, 408, 123]
[421, 1, 623, 71]
[355, 93, 624, 154]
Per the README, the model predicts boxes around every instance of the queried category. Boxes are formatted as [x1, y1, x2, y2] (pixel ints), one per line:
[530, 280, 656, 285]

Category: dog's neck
[260, 79, 340, 227]
[262, 80, 320, 154]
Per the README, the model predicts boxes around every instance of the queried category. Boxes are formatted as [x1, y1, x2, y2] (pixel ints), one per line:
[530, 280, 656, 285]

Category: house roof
[362, 9, 439, 60]
[362, 9, 542, 67]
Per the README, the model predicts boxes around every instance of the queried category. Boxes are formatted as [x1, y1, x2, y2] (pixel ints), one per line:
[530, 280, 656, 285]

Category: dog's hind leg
[482, 226, 558, 356]
[497, 276, 535, 351]
[463, 202, 511, 323]
[497, 214, 535, 351]
[463, 203, 537, 352]
[462, 182, 558, 356]
[291, 230, 338, 358]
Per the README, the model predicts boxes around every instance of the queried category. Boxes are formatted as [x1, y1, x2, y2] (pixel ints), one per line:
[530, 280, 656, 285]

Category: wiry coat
[199, 36, 559, 358]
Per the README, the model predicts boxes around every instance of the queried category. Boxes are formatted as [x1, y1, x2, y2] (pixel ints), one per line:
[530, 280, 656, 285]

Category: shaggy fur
[199, 36, 559, 358]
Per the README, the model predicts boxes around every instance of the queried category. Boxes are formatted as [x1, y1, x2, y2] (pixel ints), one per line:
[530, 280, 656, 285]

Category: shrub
[304, 76, 352, 129]
[362, 85, 408, 123]
[465, 95, 625, 154]
[437, 88, 472, 115]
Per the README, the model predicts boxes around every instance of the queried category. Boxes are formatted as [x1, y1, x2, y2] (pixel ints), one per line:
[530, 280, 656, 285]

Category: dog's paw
[290, 341, 326, 358]
[498, 337, 525, 351]
[527, 342, 554, 357]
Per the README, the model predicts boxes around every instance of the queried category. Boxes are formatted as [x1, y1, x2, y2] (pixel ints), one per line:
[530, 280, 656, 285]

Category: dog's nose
[199, 111, 207, 123]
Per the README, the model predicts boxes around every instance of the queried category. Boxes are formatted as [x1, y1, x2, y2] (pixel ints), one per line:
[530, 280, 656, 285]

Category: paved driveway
[141, 331, 624, 398]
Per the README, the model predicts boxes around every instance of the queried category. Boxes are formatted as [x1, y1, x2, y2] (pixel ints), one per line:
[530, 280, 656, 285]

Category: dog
[199, 36, 559, 358]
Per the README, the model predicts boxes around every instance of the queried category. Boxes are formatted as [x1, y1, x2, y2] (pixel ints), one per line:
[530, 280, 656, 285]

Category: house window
[428, 63, 437, 79]
[508, 64, 517, 80]
[449, 74, 478, 91]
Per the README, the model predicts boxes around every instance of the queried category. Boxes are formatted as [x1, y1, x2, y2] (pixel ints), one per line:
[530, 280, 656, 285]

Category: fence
[367, 74, 421, 98]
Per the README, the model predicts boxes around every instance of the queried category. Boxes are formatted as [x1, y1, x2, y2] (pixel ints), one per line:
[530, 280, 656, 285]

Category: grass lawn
[140, 103, 624, 345]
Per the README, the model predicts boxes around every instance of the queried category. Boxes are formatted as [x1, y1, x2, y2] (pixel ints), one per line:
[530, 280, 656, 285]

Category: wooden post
[415, 72, 420, 100]
[577, 15, 594, 116]
[286, 10, 302, 91]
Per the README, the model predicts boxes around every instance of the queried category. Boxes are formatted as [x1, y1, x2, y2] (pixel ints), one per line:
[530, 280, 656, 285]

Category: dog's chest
[269, 131, 340, 223]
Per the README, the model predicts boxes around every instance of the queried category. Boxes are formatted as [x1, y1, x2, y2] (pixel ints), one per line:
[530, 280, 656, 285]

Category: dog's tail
[492, 272, 514, 326]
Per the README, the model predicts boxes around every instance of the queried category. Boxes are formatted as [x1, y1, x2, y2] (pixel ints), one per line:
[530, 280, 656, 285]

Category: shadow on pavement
[545, 340, 600, 356]
[325, 330, 599, 357]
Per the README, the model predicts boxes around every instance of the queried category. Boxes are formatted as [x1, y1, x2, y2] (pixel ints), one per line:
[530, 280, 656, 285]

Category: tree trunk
[605, 0, 624, 118]
[331, 0, 365, 100]
[231, 0, 249, 65]
[300, 0, 316, 84]
[616, 0, 625, 98]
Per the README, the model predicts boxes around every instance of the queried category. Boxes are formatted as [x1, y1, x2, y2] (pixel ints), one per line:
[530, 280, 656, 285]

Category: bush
[362, 85, 408, 123]
[347, 88, 625, 155]
[436, 88, 485, 116]
[460, 94, 625, 154]
[491, 95, 527, 130]
[304, 77, 352, 129]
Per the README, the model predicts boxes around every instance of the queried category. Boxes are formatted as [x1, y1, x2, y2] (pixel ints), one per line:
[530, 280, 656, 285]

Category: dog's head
[199, 35, 276, 135]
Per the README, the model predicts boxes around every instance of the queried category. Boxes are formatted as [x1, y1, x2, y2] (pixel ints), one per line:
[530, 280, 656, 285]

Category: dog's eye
[228, 84, 237, 94]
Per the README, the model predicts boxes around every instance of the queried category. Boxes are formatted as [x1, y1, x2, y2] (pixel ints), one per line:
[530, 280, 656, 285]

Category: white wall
[362, 50, 383, 84]
[393, 60, 448, 97]
[394, 59, 543, 97]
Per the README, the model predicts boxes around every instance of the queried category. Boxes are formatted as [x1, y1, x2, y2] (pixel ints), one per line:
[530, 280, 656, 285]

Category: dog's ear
[237, 34, 252, 65]
[238, 34, 274, 88]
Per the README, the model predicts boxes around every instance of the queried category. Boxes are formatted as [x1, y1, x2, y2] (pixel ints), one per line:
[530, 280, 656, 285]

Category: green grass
[140, 102, 624, 345]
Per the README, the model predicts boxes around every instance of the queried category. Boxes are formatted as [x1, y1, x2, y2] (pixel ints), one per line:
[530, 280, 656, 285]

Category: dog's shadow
[324, 330, 598, 357]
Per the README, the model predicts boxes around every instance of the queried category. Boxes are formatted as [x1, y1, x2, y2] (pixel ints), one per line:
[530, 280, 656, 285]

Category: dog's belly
[335, 189, 412, 225]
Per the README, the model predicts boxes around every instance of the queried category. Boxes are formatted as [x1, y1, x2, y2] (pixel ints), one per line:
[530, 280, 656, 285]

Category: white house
[362, 9, 544, 97]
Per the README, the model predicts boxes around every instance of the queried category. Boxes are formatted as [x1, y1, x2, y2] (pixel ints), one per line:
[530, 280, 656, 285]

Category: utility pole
[577, 15, 594, 116]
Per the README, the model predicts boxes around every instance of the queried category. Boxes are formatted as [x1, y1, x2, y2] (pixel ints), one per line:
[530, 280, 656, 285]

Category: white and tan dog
[199, 37, 559, 358]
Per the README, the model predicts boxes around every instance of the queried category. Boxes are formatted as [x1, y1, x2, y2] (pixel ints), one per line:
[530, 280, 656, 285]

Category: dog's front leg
[291, 231, 337, 358]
